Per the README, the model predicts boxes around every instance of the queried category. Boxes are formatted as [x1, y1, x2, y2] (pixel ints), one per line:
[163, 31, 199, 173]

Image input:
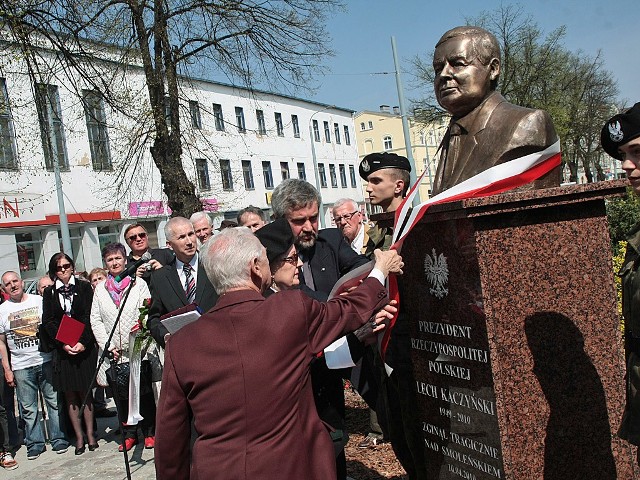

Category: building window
[235, 107, 246, 133]
[35, 83, 68, 171]
[360, 122, 365, 131]
[275, 112, 284, 136]
[256, 109, 266, 135]
[164, 96, 172, 125]
[334, 123, 341, 144]
[82, 90, 111, 171]
[349, 165, 357, 188]
[280, 162, 290, 180]
[368, 120, 373, 129]
[16, 232, 45, 275]
[212, 103, 225, 131]
[339, 164, 347, 188]
[383, 135, 393, 150]
[318, 163, 327, 188]
[262, 161, 274, 189]
[344, 126, 351, 145]
[0, 79, 17, 170]
[292, 114, 300, 138]
[329, 164, 338, 187]
[324, 121, 331, 142]
[97, 225, 119, 251]
[189, 100, 202, 129]
[297, 162, 306, 181]
[220, 159, 233, 191]
[196, 158, 210, 190]
[242, 160, 254, 190]
[312, 120, 320, 142]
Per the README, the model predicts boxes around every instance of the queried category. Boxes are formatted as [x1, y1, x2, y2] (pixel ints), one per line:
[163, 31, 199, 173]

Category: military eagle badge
[609, 121, 624, 142]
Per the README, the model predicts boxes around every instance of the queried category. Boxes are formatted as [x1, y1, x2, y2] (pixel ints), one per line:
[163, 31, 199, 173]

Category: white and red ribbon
[380, 141, 562, 371]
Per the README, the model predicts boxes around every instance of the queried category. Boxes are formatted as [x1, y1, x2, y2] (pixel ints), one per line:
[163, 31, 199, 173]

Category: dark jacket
[147, 256, 218, 348]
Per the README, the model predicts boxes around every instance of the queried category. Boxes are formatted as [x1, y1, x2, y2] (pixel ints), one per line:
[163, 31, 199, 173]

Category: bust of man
[431, 26, 560, 195]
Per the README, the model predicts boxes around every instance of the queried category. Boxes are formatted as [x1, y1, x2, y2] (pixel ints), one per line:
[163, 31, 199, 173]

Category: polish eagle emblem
[424, 248, 449, 299]
[609, 121, 624, 142]
[361, 159, 370, 172]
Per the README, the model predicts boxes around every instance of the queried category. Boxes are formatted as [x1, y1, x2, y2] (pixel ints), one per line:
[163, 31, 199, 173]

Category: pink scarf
[105, 274, 132, 308]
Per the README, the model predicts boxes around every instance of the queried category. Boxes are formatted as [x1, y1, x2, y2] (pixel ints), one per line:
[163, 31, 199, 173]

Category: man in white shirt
[0, 271, 69, 461]
[147, 217, 219, 348]
[332, 198, 366, 254]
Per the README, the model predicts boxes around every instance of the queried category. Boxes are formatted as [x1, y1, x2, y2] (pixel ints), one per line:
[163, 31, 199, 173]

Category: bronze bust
[431, 26, 560, 195]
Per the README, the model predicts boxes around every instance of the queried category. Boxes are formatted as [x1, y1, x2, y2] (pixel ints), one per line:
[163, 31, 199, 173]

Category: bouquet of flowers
[131, 297, 153, 358]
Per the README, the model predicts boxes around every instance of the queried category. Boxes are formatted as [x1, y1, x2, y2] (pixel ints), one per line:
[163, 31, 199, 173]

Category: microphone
[115, 252, 152, 282]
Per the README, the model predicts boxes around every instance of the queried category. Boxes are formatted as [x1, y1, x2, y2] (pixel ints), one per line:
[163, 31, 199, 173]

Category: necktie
[435, 121, 462, 193]
[301, 260, 316, 291]
[183, 263, 196, 303]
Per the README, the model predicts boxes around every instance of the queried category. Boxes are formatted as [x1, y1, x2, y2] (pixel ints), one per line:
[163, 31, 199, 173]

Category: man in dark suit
[124, 223, 174, 284]
[147, 217, 218, 348]
[155, 227, 402, 479]
[431, 25, 560, 195]
[271, 178, 369, 480]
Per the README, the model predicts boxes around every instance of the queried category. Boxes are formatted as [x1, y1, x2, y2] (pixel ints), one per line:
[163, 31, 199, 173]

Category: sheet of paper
[160, 310, 201, 334]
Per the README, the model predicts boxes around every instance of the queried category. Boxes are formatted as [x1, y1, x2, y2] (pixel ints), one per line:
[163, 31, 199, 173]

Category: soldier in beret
[359, 152, 427, 479]
[359, 152, 411, 256]
[602, 103, 640, 464]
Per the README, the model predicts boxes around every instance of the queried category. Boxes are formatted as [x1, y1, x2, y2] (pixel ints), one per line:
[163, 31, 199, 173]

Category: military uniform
[619, 223, 640, 445]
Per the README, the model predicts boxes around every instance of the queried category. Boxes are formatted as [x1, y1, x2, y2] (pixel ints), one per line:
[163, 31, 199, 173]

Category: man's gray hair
[271, 179, 322, 218]
[200, 227, 264, 294]
[164, 216, 193, 242]
[237, 205, 265, 225]
[332, 198, 359, 213]
[1, 270, 20, 284]
[190, 211, 212, 226]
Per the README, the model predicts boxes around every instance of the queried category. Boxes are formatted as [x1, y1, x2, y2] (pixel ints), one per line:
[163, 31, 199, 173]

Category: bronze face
[433, 36, 499, 117]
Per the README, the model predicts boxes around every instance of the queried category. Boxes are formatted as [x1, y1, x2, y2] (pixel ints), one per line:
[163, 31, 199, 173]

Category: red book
[55, 314, 85, 346]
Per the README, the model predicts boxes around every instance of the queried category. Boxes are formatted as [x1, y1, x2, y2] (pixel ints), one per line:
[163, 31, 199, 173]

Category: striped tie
[183, 263, 196, 303]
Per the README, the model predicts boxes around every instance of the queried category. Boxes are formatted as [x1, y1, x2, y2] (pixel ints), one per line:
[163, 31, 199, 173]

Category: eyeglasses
[282, 253, 299, 266]
[127, 232, 147, 242]
[333, 211, 359, 223]
[56, 263, 72, 272]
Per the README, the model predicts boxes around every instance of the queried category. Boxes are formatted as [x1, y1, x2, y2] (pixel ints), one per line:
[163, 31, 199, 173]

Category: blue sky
[308, 0, 639, 112]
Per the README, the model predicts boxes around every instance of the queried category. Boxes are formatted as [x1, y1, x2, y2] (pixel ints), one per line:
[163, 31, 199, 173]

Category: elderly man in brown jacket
[155, 227, 403, 479]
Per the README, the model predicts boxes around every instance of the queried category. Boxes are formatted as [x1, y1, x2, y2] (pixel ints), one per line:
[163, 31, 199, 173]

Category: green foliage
[607, 187, 640, 254]
[612, 241, 627, 332]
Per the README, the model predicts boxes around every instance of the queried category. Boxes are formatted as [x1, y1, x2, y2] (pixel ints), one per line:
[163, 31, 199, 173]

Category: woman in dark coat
[42, 252, 98, 455]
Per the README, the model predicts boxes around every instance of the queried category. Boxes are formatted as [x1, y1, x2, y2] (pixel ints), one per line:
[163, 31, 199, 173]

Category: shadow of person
[525, 312, 616, 479]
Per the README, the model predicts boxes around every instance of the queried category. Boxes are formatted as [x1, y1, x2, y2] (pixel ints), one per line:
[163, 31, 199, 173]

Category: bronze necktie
[442, 122, 462, 186]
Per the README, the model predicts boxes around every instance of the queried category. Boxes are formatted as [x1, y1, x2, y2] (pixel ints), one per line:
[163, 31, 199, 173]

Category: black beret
[601, 102, 640, 160]
[254, 218, 294, 263]
[359, 152, 411, 180]
[217, 219, 238, 231]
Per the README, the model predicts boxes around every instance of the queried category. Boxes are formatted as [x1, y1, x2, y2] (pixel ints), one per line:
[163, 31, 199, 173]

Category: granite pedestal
[401, 180, 636, 479]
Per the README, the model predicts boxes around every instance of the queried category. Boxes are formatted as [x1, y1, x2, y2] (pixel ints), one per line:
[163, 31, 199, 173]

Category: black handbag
[37, 324, 54, 353]
[105, 360, 153, 399]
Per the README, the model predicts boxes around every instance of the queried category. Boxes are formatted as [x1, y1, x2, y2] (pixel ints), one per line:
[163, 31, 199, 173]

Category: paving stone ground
[2, 409, 157, 480]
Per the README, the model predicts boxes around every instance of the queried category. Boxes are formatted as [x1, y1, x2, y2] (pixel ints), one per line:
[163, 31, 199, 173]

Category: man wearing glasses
[123, 224, 174, 283]
[332, 199, 367, 254]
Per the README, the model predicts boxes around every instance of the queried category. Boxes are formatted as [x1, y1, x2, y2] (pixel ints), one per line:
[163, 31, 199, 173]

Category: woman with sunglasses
[255, 218, 304, 295]
[42, 253, 98, 455]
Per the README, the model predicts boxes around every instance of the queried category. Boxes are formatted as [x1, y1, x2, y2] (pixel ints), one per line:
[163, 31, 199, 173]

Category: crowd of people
[0, 173, 408, 478]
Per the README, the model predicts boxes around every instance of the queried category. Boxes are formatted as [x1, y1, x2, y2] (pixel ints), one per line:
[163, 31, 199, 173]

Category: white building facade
[0, 45, 361, 280]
